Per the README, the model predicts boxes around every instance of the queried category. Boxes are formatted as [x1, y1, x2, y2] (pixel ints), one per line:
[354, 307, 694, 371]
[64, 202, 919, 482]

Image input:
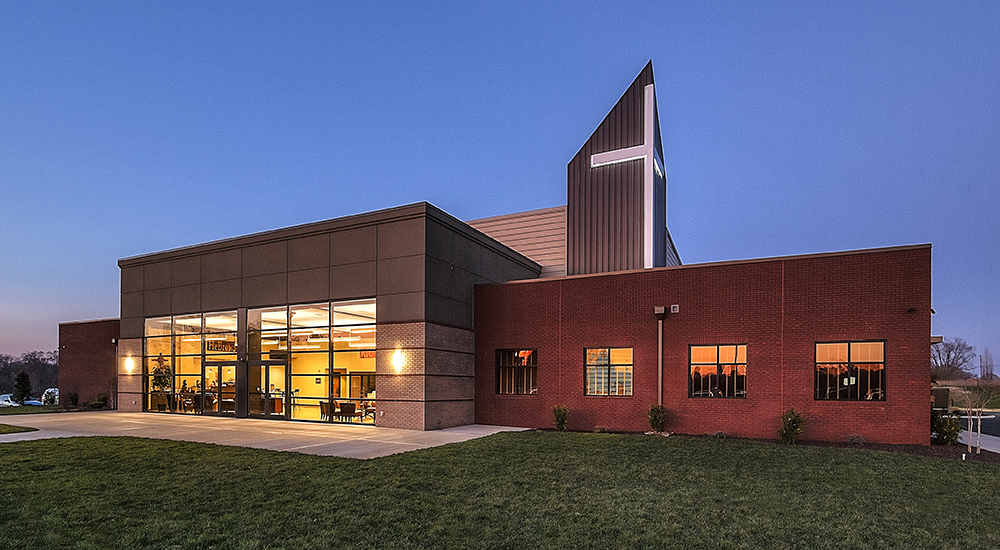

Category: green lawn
[1, 432, 998, 549]
[0, 405, 61, 416]
[0, 423, 36, 434]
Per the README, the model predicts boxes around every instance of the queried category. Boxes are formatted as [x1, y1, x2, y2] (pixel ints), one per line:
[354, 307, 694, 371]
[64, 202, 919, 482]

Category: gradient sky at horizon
[2, 2, 998, 368]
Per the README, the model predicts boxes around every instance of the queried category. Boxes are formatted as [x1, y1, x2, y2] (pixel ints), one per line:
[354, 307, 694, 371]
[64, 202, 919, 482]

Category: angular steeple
[566, 61, 679, 275]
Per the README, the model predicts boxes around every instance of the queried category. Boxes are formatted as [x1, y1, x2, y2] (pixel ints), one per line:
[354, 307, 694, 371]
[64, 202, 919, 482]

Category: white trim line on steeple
[589, 83, 657, 269]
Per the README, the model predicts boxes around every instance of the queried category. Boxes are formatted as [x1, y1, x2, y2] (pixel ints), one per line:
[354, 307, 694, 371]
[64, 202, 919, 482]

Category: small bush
[553, 405, 569, 431]
[710, 431, 728, 439]
[847, 434, 866, 447]
[779, 408, 805, 445]
[647, 404, 666, 432]
[593, 426, 609, 433]
[931, 410, 961, 445]
[68, 392, 79, 407]
[88, 393, 109, 410]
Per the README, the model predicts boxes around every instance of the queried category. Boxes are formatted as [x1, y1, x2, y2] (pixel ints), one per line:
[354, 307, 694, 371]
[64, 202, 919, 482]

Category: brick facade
[58, 319, 120, 407]
[376, 321, 475, 429]
[474, 245, 932, 444]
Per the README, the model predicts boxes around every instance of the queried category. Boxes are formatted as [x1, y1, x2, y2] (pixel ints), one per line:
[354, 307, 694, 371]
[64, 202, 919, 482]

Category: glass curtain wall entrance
[142, 299, 376, 424]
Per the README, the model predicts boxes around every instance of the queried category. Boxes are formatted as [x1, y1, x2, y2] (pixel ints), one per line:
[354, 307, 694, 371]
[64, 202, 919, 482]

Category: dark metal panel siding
[567, 62, 653, 276]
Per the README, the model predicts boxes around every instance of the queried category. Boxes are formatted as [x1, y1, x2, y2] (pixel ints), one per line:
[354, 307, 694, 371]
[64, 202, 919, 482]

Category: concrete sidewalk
[0, 411, 528, 459]
[959, 430, 1000, 454]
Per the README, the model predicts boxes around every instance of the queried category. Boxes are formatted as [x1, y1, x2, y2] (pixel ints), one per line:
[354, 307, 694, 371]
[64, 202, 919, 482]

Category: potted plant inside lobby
[149, 353, 172, 411]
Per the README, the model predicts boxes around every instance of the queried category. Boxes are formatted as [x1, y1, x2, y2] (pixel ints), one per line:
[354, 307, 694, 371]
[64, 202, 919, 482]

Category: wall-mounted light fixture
[124, 356, 135, 374]
[392, 348, 404, 373]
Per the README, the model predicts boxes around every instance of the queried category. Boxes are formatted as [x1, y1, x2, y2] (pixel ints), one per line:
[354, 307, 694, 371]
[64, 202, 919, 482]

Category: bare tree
[957, 379, 1000, 454]
[931, 337, 976, 381]
[982, 348, 995, 380]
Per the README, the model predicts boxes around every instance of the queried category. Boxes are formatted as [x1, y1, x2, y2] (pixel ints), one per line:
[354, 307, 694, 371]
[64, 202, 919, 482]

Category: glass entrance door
[203, 361, 238, 416]
[249, 361, 288, 418]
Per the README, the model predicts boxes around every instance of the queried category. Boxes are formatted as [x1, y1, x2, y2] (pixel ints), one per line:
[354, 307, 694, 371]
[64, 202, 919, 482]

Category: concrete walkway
[0, 411, 528, 459]
[959, 430, 1000, 454]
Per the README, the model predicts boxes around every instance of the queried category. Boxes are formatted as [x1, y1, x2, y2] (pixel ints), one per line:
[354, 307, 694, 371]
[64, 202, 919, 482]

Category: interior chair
[338, 402, 361, 422]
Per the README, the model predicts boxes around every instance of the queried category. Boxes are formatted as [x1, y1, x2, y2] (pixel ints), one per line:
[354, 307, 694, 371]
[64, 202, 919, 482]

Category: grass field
[0, 405, 61, 415]
[1, 431, 998, 549]
[0, 423, 36, 434]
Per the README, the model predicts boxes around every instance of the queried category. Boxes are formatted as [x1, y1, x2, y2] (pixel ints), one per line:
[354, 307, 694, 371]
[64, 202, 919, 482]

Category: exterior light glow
[125, 357, 135, 374]
[393, 349, 404, 373]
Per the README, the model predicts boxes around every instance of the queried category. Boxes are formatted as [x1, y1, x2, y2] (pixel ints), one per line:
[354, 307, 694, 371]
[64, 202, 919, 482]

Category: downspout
[655, 306, 666, 406]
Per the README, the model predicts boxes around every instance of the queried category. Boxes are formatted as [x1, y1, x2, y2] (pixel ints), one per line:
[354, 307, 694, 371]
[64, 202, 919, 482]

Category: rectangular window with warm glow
[496, 349, 537, 395]
[815, 341, 885, 401]
[585, 348, 632, 396]
[689, 344, 747, 398]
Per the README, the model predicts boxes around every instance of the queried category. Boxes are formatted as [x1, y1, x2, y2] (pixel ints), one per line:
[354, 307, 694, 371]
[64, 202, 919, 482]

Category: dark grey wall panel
[170, 256, 201, 287]
[377, 255, 425, 295]
[424, 256, 454, 301]
[201, 249, 242, 283]
[330, 262, 376, 299]
[377, 292, 424, 325]
[143, 261, 172, 290]
[331, 225, 376, 265]
[287, 268, 330, 303]
[425, 293, 465, 329]
[120, 316, 144, 339]
[121, 291, 143, 320]
[201, 280, 241, 311]
[242, 273, 286, 307]
[242, 241, 287, 277]
[121, 267, 143, 293]
[143, 288, 171, 316]
[378, 218, 425, 260]
[171, 284, 201, 314]
[288, 234, 330, 271]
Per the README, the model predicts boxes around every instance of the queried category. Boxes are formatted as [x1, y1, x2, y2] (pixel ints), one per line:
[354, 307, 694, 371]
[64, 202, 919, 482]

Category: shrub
[67, 392, 79, 408]
[847, 434, 866, 447]
[710, 431, 728, 439]
[13, 371, 32, 405]
[779, 408, 805, 445]
[931, 409, 961, 445]
[647, 404, 666, 432]
[593, 426, 609, 433]
[553, 405, 569, 431]
[87, 393, 109, 409]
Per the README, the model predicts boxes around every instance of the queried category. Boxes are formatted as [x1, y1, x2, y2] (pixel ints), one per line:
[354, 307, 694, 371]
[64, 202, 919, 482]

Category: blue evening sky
[2, 2, 998, 366]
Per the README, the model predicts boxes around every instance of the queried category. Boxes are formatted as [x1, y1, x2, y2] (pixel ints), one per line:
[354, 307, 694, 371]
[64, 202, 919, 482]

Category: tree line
[0, 351, 58, 396]
[931, 337, 995, 381]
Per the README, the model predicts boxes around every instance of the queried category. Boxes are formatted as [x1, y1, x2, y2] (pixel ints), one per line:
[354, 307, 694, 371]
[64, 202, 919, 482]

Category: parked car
[23, 398, 44, 406]
[42, 387, 59, 405]
[0, 394, 20, 407]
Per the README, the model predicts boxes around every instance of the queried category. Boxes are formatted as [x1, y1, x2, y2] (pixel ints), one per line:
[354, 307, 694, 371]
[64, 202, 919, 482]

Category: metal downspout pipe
[655, 306, 666, 406]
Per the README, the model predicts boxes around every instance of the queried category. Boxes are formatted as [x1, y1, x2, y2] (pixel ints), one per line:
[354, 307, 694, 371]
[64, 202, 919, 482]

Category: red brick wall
[58, 319, 120, 407]
[474, 246, 931, 444]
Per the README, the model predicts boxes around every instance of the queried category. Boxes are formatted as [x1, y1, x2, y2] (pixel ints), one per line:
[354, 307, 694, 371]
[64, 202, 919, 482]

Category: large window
[689, 344, 747, 398]
[585, 348, 632, 396]
[496, 349, 537, 395]
[815, 341, 885, 401]
[141, 299, 378, 423]
[143, 310, 237, 415]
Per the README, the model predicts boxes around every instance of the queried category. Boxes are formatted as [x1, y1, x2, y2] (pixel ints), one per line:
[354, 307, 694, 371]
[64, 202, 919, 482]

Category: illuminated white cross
[590, 83, 664, 268]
